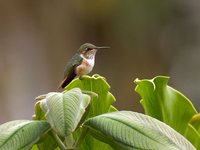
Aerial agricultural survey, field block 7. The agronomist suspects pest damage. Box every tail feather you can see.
[58,77,67,89]
[58,72,77,89]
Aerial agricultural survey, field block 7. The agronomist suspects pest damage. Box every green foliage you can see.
[39,88,91,138]
[84,111,195,150]
[0,120,50,150]
[0,75,198,150]
[65,74,116,150]
[135,76,200,149]
[65,74,117,116]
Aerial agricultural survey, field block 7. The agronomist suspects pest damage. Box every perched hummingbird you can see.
[58,43,109,89]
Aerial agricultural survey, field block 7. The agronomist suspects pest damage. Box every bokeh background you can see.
[0,0,200,123]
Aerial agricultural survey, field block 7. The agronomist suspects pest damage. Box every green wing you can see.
[64,53,83,77]
[58,53,83,88]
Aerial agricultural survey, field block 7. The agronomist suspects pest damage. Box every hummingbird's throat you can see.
[82,49,97,59]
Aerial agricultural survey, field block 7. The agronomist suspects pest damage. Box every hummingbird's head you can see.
[78,43,109,59]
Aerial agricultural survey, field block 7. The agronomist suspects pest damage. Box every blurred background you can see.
[0,0,200,123]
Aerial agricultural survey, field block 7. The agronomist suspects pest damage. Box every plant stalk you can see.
[51,130,66,150]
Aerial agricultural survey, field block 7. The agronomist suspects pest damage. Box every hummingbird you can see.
[58,43,110,89]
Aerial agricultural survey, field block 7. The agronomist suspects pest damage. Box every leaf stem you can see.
[65,134,75,148]
[51,130,66,150]
[74,128,89,149]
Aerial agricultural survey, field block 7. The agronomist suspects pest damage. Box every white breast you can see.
[76,54,95,76]
[80,54,95,67]
[86,57,95,67]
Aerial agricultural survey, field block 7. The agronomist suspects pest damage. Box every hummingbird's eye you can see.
[86,47,92,51]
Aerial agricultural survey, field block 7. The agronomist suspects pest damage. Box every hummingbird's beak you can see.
[95,46,110,49]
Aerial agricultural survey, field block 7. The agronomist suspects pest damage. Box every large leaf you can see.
[84,111,196,150]
[0,120,50,150]
[39,88,91,138]
[65,74,116,150]
[33,96,59,150]
[65,74,116,116]
[134,76,200,149]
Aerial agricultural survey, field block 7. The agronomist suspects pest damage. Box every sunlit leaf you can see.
[0,120,50,150]
[135,76,200,149]
[39,88,91,138]
[84,111,196,150]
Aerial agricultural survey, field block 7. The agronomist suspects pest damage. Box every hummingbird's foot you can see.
[79,75,84,80]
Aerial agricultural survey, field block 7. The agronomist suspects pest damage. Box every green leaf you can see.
[39,88,91,138]
[190,113,200,133]
[31,144,39,150]
[84,111,196,150]
[65,74,116,117]
[134,76,200,149]
[34,131,59,150]
[65,74,116,150]
[32,100,46,120]
[0,120,50,150]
